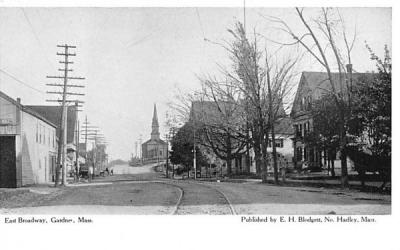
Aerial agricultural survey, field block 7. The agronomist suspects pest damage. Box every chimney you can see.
[17,97,21,104]
[346,64,352,73]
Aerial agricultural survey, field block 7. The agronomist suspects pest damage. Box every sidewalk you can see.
[0,175,88,201]
[187,170,390,194]
[0,183,58,201]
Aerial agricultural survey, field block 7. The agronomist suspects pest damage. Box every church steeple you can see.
[151,103,160,140]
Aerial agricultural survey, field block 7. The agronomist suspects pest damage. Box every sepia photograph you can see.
[0,2,393,221]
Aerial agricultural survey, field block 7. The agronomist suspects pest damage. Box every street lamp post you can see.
[192,117,197,180]
[166,137,169,179]
[169,128,175,179]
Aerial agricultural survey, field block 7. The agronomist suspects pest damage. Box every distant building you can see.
[0,91,57,187]
[141,104,167,163]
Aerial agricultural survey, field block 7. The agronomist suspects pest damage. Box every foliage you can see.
[169,122,209,170]
[305,94,341,152]
[306,45,391,161]
[350,45,391,157]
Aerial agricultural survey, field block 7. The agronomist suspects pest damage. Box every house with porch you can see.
[290,71,374,172]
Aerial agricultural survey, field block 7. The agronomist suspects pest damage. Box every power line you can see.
[195,8,206,39]
[0,68,44,94]
[46,44,86,186]
[20,8,56,70]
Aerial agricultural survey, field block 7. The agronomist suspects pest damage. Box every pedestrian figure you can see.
[105,167,110,176]
[89,165,93,182]
[74,163,80,182]
[110,169,114,175]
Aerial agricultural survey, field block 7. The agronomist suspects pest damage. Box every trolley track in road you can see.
[162,180,236,215]
[94,177,236,215]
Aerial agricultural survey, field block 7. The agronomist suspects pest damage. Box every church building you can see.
[141,104,168,163]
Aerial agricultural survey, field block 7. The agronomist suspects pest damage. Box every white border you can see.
[0,1,397,250]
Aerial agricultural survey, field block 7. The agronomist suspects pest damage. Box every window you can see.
[304,147,308,161]
[296,147,303,161]
[268,139,284,148]
[294,124,301,137]
[275,139,284,148]
[299,124,303,137]
[39,124,42,144]
[301,97,306,110]
[304,122,310,135]
[36,123,38,143]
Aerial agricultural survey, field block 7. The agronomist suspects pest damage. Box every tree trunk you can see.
[246,125,251,174]
[324,149,328,176]
[340,147,349,187]
[261,131,269,183]
[359,169,365,188]
[253,135,262,175]
[270,120,279,184]
[330,159,335,177]
[339,122,349,188]
[226,158,232,176]
[226,136,232,176]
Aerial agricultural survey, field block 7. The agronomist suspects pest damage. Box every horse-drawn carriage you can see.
[346,146,391,190]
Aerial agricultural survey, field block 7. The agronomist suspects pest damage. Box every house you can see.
[0,91,57,187]
[26,105,78,176]
[189,100,294,175]
[290,70,374,171]
[141,104,168,163]
[26,105,77,146]
[190,100,248,175]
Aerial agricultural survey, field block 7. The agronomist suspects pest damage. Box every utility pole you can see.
[170,127,176,179]
[75,102,83,182]
[93,130,97,178]
[164,133,169,179]
[80,122,101,170]
[84,116,88,162]
[46,44,85,187]
[193,127,197,180]
[139,134,143,164]
[75,109,80,181]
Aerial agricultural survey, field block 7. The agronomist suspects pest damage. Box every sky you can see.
[0,7,391,160]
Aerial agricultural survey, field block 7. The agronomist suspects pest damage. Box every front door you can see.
[0,136,16,188]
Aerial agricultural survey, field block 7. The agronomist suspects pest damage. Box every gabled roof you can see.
[142,138,167,145]
[291,71,375,117]
[190,100,246,126]
[274,117,294,135]
[0,91,57,128]
[190,100,287,128]
[26,105,77,143]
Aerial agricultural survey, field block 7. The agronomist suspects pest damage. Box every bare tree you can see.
[264,49,298,183]
[195,76,249,176]
[225,22,298,183]
[169,22,298,183]
[265,8,356,187]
